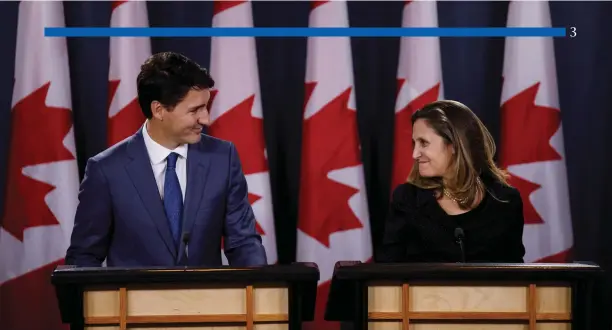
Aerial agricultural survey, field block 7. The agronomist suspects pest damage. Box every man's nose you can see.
[199,110,210,126]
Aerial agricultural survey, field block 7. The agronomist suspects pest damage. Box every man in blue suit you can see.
[65,52,267,267]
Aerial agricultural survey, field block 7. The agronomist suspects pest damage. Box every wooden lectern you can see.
[325,261,604,330]
[52,262,319,330]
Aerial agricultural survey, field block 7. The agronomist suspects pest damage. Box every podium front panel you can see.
[81,283,290,330]
[366,281,572,330]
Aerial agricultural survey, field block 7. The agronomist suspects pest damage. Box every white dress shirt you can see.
[142,121,188,201]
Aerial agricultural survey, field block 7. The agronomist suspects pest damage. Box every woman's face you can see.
[412,119,454,178]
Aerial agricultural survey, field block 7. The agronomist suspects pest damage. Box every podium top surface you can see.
[330,261,603,282]
[51,262,319,286]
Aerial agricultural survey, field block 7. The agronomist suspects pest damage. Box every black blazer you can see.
[377,177,526,263]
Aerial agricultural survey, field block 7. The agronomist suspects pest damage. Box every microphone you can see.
[454,227,466,263]
[181,232,190,266]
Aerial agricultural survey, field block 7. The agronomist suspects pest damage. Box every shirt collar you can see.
[142,121,188,165]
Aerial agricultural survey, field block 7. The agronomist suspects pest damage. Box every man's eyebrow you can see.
[188,103,207,110]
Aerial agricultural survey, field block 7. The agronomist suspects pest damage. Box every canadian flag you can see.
[0,2,79,330]
[107,0,151,146]
[207,0,277,265]
[500,0,573,263]
[296,1,372,329]
[392,0,444,190]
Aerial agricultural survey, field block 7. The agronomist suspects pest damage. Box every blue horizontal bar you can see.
[44,27,567,38]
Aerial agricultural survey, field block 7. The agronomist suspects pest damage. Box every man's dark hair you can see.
[136,52,215,118]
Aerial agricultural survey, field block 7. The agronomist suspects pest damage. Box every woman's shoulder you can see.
[388,182,426,217]
[484,176,522,204]
[390,182,432,205]
[392,181,421,197]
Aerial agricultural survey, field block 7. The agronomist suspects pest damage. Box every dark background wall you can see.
[0,0,611,316]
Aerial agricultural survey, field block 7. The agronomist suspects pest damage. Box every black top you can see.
[377,176,526,263]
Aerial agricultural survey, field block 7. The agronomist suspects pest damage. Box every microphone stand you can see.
[454,227,466,263]
[180,232,190,267]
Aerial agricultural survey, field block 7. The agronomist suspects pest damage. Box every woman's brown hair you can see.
[407,100,510,209]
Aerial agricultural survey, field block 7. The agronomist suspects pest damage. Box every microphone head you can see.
[454,227,464,239]
[181,232,191,243]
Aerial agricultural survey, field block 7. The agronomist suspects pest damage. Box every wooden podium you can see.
[325,261,603,330]
[51,262,319,330]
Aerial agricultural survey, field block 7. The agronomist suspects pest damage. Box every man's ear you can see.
[150,101,164,121]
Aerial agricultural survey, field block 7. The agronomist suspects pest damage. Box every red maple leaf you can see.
[1,82,74,241]
[208,92,268,175]
[213,0,245,15]
[391,79,440,190]
[208,90,268,235]
[500,82,562,224]
[311,1,330,10]
[111,1,126,11]
[297,82,363,248]
[107,79,145,146]
[507,175,543,224]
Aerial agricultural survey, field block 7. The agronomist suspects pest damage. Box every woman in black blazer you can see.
[378,100,526,263]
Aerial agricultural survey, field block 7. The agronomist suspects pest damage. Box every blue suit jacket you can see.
[65,128,267,267]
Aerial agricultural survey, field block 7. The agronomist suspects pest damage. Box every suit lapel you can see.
[182,141,212,238]
[125,129,177,257]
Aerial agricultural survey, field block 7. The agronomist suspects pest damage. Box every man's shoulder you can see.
[193,133,234,154]
[88,133,137,167]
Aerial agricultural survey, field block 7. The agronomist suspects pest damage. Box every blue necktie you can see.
[163,152,183,249]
